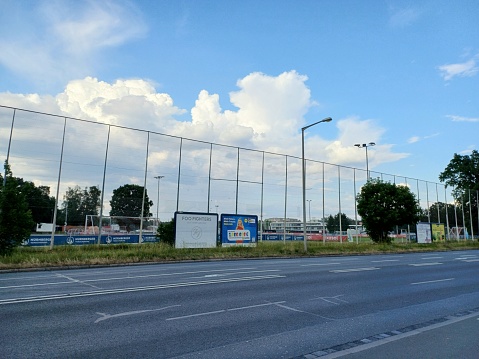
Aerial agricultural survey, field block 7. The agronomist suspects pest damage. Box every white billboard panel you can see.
[174,212,218,248]
[417,222,432,243]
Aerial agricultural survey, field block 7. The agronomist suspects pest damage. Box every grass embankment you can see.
[1,240,479,271]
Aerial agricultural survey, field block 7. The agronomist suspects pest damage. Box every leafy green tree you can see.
[62,186,101,226]
[357,179,421,243]
[110,184,152,231]
[326,213,353,233]
[0,163,35,255]
[0,175,55,226]
[157,218,175,246]
[439,150,479,234]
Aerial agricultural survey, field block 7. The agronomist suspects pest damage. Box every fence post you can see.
[97,125,110,245]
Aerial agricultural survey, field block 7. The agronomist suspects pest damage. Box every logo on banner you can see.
[227,230,251,242]
[66,236,74,245]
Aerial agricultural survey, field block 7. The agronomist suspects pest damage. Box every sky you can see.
[0,0,478,218]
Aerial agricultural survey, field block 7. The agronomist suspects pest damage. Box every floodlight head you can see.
[369,142,376,146]
[354,144,361,148]
[322,117,333,123]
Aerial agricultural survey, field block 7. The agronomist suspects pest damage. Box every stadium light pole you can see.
[354,142,375,179]
[154,175,164,225]
[302,117,332,251]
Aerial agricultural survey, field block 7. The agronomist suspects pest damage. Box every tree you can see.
[0,175,55,227]
[62,186,101,226]
[0,163,35,255]
[110,184,152,231]
[439,150,479,235]
[357,179,421,243]
[326,213,353,233]
[157,218,175,246]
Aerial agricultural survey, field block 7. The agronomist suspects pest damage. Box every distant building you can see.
[265,217,326,233]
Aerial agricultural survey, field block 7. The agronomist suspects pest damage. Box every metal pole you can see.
[469,189,474,239]
[301,117,332,251]
[97,125,110,245]
[176,138,183,212]
[307,199,312,223]
[322,162,325,244]
[426,181,430,222]
[154,175,164,225]
[139,132,150,243]
[302,128,307,251]
[338,165,342,243]
[3,109,16,187]
[260,151,265,242]
[461,194,466,239]
[354,168,358,244]
[207,143,212,213]
[436,183,440,223]
[283,155,288,243]
[235,147,240,215]
[50,118,67,249]
[445,186,450,240]
[365,146,369,180]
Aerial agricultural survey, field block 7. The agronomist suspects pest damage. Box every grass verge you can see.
[1,240,479,271]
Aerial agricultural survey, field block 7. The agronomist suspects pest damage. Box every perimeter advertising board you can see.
[416,222,432,243]
[174,212,218,248]
[221,214,258,247]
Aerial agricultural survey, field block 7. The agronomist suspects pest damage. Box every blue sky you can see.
[0,0,478,186]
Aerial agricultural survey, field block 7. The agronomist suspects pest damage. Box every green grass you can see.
[1,240,479,271]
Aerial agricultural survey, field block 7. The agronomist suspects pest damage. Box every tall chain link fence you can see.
[1,105,478,243]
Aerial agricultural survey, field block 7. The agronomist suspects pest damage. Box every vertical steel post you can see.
[445,186,450,239]
[235,147,240,214]
[207,143,212,213]
[260,151,265,241]
[50,118,67,249]
[353,168,358,244]
[338,165,342,243]
[139,132,150,243]
[283,155,288,242]
[322,162,325,244]
[176,138,183,212]
[97,125,110,245]
[469,189,474,239]
[3,109,16,187]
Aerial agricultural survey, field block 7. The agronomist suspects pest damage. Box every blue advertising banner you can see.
[220,214,258,247]
[25,234,160,246]
[261,234,303,241]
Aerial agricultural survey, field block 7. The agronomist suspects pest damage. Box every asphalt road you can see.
[1,250,478,358]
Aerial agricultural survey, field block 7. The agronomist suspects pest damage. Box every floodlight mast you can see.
[354,142,376,179]
[302,117,332,252]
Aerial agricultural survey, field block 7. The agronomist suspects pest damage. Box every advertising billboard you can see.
[174,212,218,248]
[431,223,446,241]
[221,214,258,247]
[417,222,432,243]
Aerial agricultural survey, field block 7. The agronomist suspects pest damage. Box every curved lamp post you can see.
[154,175,164,225]
[354,142,375,179]
[302,117,332,251]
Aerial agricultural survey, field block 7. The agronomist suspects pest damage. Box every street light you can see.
[307,199,312,224]
[302,117,332,251]
[354,142,375,179]
[154,175,164,225]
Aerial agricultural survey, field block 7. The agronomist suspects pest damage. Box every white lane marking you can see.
[56,273,101,289]
[330,267,380,273]
[411,278,455,285]
[272,302,332,319]
[0,268,278,289]
[0,274,285,305]
[409,262,442,266]
[421,256,443,259]
[166,301,286,321]
[462,259,479,262]
[312,295,349,305]
[301,263,341,267]
[95,305,181,323]
[371,260,400,263]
